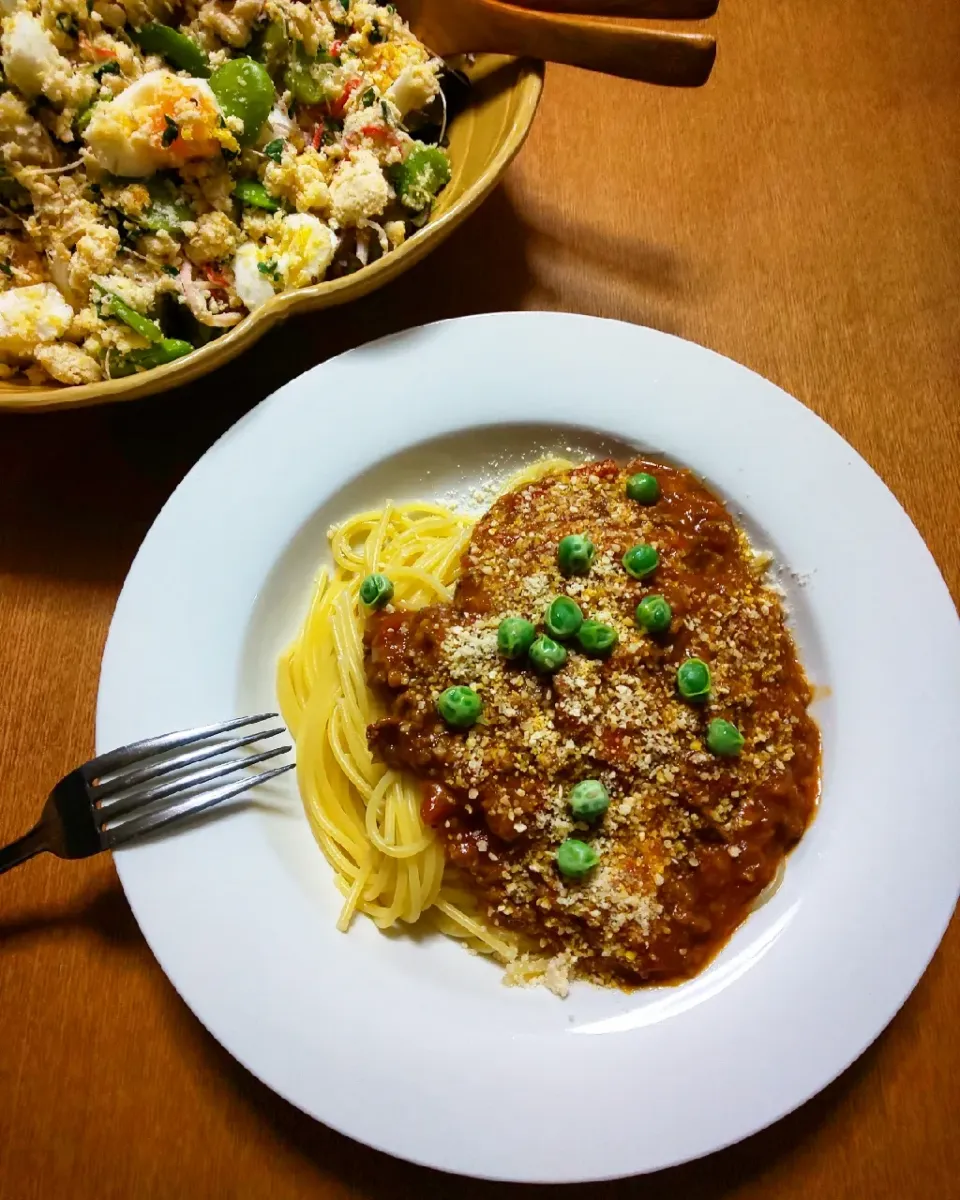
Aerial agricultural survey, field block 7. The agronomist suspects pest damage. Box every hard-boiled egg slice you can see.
[0,282,73,357]
[232,214,337,312]
[83,69,235,178]
[275,213,337,290]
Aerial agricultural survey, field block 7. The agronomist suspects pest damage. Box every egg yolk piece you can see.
[83,70,234,177]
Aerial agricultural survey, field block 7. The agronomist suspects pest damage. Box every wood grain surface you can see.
[2,1,958,1196]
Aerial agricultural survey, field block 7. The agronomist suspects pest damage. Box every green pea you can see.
[497,617,536,660]
[209,58,275,146]
[626,472,660,504]
[635,594,672,634]
[677,657,711,701]
[569,779,610,821]
[132,23,210,77]
[234,179,279,211]
[437,685,482,729]
[388,144,452,213]
[110,338,193,377]
[623,543,659,580]
[556,838,600,879]
[707,718,744,757]
[577,620,618,657]
[529,635,567,674]
[544,595,583,641]
[557,533,595,576]
[359,573,393,608]
[94,284,163,344]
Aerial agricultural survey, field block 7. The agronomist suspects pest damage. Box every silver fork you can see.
[0,714,294,876]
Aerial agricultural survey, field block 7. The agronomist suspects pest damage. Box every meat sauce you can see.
[365,459,820,988]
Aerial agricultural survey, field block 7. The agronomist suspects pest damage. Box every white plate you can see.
[97,313,960,1183]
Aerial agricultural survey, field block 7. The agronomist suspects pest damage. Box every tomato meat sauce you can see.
[365,459,820,989]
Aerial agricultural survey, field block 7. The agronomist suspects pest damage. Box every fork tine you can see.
[95,746,291,821]
[103,763,295,847]
[91,727,286,799]
[84,714,280,780]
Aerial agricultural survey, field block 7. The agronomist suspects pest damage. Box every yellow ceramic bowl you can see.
[1,56,542,413]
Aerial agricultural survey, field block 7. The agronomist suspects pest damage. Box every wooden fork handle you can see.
[427,1,716,87]
[498,0,719,17]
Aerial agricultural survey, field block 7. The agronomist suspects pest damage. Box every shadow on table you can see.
[0,183,537,586]
[163,950,892,1200]
[0,871,141,951]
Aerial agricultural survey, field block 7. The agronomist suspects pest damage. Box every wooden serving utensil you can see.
[399,0,717,87]
[499,0,720,16]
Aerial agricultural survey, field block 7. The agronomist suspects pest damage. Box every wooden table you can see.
[2,2,958,1196]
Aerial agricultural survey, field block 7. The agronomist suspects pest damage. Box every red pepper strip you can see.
[312,120,323,150]
[79,33,118,60]
[202,264,229,289]
[360,124,402,147]
[330,39,343,57]
[329,77,361,119]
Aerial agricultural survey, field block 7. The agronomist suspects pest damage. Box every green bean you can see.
[234,179,279,211]
[389,145,451,213]
[95,284,163,344]
[138,177,193,233]
[110,338,193,377]
[284,54,337,106]
[131,24,210,77]
[254,20,290,78]
[209,58,275,146]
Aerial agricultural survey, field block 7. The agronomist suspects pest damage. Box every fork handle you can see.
[0,825,48,876]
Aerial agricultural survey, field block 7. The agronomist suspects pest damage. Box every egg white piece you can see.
[1,12,64,98]
[232,243,276,312]
[0,283,73,357]
[83,69,226,177]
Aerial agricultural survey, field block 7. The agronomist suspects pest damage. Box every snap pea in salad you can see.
[0,0,453,385]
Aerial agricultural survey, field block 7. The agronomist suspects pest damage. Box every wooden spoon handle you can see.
[497,0,719,17]
[429,0,716,87]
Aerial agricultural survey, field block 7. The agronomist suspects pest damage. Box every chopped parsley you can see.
[362,88,376,107]
[368,18,382,44]
[263,138,284,163]
[162,264,179,276]
[381,100,391,125]
[161,115,179,148]
[94,61,121,81]
[257,258,281,283]
[321,117,343,145]
[55,12,79,37]
[0,260,12,277]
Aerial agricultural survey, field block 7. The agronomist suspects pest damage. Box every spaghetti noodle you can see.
[276,459,572,961]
